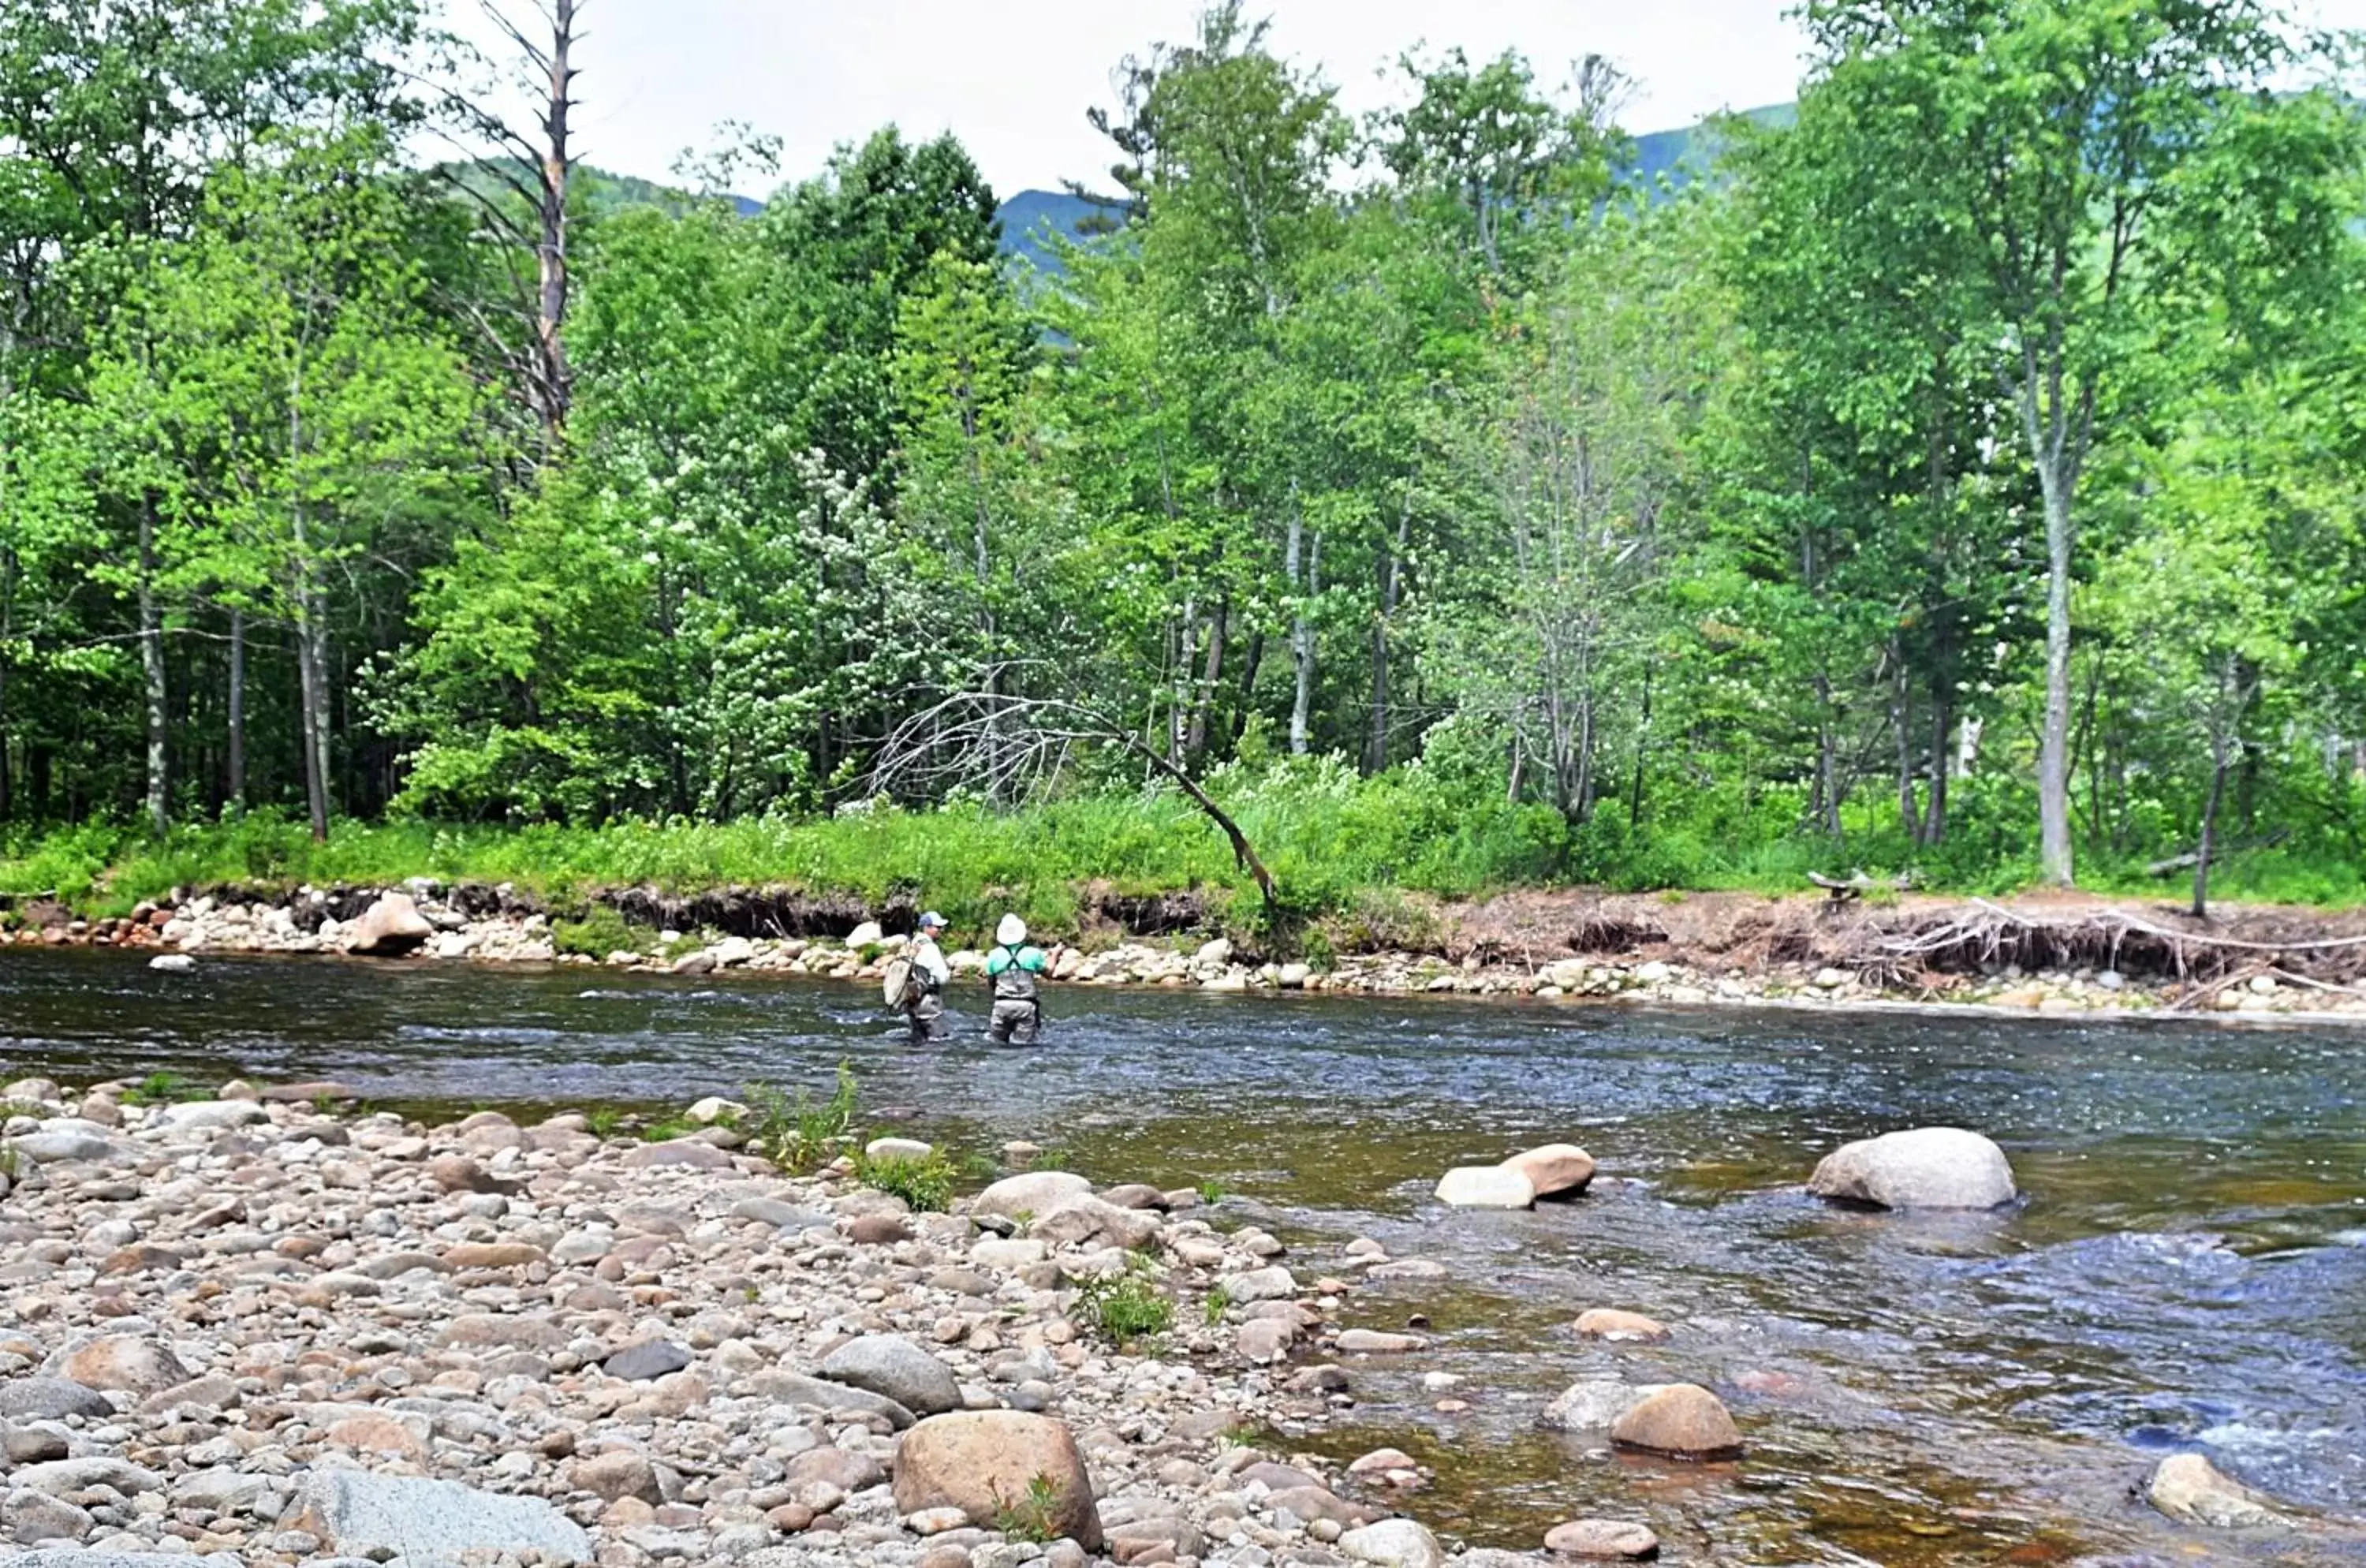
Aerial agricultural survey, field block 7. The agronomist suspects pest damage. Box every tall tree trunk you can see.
[1187,598,1225,762]
[138,497,168,836]
[2034,451,2076,885]
[1813,673,1842,841]
[1365,490,1410,776]
[2192,729,2230,920]
[1286,487,1315,756]
[1627,664,1652,829]
[1923,694,1950,846]
[0,543,13,823]
[288,386,330,843]
[1891,648,1920,840]
[226,607,246,816]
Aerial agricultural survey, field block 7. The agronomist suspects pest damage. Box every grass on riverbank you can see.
[7,752,2366,935]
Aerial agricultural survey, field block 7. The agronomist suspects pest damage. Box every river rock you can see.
[345,892,434,957]
[11,1455,162,1495]
[1501,1143,1596,1199]
[1574,1309,1669,1342]
[2148,1453,2291,1529]
[1541,1379,1665,1431]
[58,1336,188,1394]
[754,1371,917,1429]
[1335,1329,1426,1354]
[602,1339,691,1382]
[1340,1518,1446,1568]
[866,1136,934,1161]
[1608,1383,1742,1460]
[1545,1518,1661,1559]
[818,1334,961,1416]
[1808,1126,2017,1210]
[573,1449,662,1504]
[1218,1266,1297,1303]
[891,1411,1102,1549]
[0,1377,115,1421]
[283,1469,592,1563]
[1435,1166,1536,1209]
[974,1171,1094,1220]
[1032,1193,1161,1250]
[147,953,194,973]
[159,1098,270,1129]
[13,1125,125,1164]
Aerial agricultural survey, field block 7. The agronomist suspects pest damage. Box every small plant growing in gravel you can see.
[745,1063,858,1173]
[1074,1255,1174,1347]
[856,1149,957,1211]
[0,1143,19,1180]
[990,1474,1063,1544]
[1196,1178,1226,1205]
[1201,1285,1232,1327]
[583,1105,625,1139]
[638,1115,700,1143]
[119,1070,203,1106]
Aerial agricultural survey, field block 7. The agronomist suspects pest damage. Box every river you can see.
[4,946,2363,1566]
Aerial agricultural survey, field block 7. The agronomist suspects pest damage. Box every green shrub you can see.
[119,1071,204,1106]
[856,1149,957,1211]
[552,904,636,958]
[990,1474,1064,1544]
[1073,1256,1174,1347]
[745,1063,858,1173]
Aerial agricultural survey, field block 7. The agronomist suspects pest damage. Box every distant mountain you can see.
[1623,103,1794,189]
[995,189,1130,271]
[545,103,1792,271]
[983,106,1800,272]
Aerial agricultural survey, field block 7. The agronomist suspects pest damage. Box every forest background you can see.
[5,0,2366,939]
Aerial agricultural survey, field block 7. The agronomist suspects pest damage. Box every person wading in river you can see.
[985,913,1048,1045]
[898,911,953,1044]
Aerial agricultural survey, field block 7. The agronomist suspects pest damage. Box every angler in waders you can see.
[888,911,953,1044]
[985,913,1047,1045]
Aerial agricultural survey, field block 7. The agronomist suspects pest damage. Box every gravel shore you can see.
[0,1076,1585,1568]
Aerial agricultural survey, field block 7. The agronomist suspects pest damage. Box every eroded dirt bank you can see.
[7,881,2366,1024]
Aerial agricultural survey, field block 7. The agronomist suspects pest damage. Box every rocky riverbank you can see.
[10,879,2366,1025]
[0,1074,1695,1568]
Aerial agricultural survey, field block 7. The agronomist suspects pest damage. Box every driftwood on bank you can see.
[1848,898,2366,990]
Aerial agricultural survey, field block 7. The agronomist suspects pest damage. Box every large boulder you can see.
[1540,1379,1667,1432]
[344,892,434,957]
[973,1170,1093,1220]
[0,1376,115,1421]
[1808,1126,2017,1211]
[282,1469,592,1564]
[744,1370,916,1429]
[1339,1518,1446,1568]
[891,1411,1101,1549]
[159,1099,270,1130]
[1608,1383,1742,1461]
[817,1335,961,1417]
[58,1336,189,1395]
[2148,1453,2291,1530]
[1500,1143,1595,1200]
[13,1122,129,1164]
[1031,1194,1161,1251]
[1435,1166,1536,1209]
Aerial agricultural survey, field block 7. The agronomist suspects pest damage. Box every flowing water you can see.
[5,946,2364,1566]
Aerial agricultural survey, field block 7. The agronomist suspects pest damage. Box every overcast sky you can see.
[448,0,2366,200]
[450,1,1812,198]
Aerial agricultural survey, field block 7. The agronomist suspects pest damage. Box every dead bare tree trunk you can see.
[446,0,581,457]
